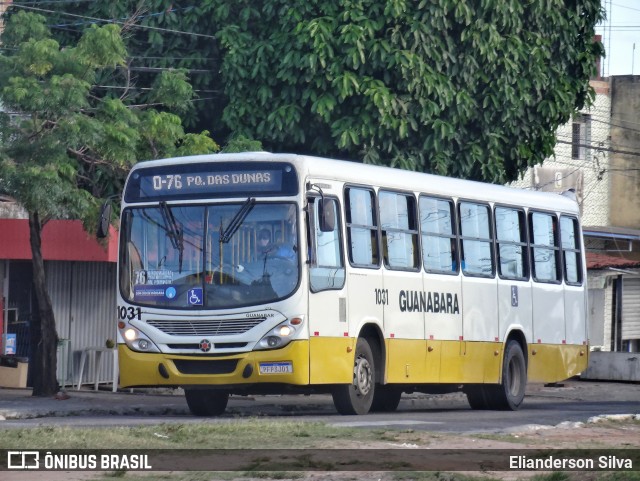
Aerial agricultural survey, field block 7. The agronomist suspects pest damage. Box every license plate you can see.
[259,362,293,374]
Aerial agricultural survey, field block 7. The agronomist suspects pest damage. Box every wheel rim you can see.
[353,354,372,397]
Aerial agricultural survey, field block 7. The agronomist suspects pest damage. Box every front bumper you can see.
[118,340,310,388]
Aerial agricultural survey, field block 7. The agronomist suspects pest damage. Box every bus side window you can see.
[560,216,583,285]
[419,196,457,274]
[495,206,529,280]
[309,197,345,292]
[459,201,494,277]
[379,190,419,270]
[530,211,561,283]
[345,187,379,267]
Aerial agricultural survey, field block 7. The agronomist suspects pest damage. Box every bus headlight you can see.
[119,325,160,353]
[254,317,303,351]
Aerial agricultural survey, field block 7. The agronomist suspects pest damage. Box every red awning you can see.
[586,251,640,270]
[0,219,117,262]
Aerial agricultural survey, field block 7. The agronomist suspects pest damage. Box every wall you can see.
[0,261,4,349]
[511,81,611,227]
[609,76,640,228]
[0,202,27,220]
[583,351,640,381]
[46,261,118,387]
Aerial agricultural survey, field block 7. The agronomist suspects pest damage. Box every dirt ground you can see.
[4,416,639,481]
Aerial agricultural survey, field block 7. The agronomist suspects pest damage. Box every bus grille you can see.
[173,359,238,375]
[147,318,265,336]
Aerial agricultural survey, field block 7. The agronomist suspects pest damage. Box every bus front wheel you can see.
[184,389,229,416]
[332,337,375,415]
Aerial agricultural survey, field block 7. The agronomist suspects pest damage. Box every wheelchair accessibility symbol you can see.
[188,288,203,306]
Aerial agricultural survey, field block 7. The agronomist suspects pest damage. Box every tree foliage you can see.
[212,0,604,183]
[0,10,218,222]
[38,0,223,132]
[0,11,218,395]
[32,0,603,182]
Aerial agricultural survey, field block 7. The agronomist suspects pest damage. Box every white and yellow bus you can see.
[105,152,588,415]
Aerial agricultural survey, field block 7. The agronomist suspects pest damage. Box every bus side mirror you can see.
[97,202,112,239]
[318,199,335,232]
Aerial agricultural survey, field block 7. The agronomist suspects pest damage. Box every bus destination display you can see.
[124,161,298,202]
[137,169,283,198]
[144,170,280,192]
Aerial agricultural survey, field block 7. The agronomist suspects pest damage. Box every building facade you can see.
[512,77,640,353]
[0,199,119,388]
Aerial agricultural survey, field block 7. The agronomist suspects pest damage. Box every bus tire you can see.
[332,337,375,415]
[184,389,229,416]
[490,340,527,410]
[465,386,490,410]
[371,386,402,412]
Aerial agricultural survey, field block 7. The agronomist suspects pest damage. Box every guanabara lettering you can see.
[399,290,460,314]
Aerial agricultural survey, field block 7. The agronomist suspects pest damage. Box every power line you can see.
[1,1,97,4]
[92,85,221,94]
[6,3,217,40]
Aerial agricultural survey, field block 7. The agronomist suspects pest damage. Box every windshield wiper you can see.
[220,198,255,244]
[159,201,185,272]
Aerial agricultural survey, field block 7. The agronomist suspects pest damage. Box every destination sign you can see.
[140,170,282,196]
[124,161,298,202]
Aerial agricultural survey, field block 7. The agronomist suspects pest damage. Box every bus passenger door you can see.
[306,194,351,384]
[383,267,425,383]
[529,212,565,382]
[418,196,463,383]
[378,191,425,384]
[495,206,532,383]
[422,271,462,382]
[458,202,499,383]
[343,186,385,379]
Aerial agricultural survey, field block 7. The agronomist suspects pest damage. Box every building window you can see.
[571,114,591,160]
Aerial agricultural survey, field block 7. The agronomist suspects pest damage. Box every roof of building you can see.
[0,219,117,262]
[586,251,640,270]
[583,225,640,241]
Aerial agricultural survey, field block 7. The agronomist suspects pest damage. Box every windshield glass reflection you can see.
[120,203,299,308]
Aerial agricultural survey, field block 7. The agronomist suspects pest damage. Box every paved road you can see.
[1,379,638,433]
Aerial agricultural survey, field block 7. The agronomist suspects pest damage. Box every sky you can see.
[596,0,640,76]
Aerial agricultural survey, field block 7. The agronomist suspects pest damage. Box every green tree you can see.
[33,0,224,133]
[212,0,604,183]
[0,11,218,396]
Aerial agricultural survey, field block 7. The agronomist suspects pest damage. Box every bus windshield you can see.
[120,202,299,309]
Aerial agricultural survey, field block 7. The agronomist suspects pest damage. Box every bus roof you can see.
[130,152,580,216]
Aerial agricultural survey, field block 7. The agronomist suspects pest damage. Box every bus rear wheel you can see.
[371,386,402,412]
[490,340,527,410]
[184,389,229,416]
[332,337,375,415]
[465,385,490,410]
[465,341,527,410]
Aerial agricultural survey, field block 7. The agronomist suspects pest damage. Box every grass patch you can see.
[0,419,379,450]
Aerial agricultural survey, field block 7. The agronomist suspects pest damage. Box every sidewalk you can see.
[0,387,190,420]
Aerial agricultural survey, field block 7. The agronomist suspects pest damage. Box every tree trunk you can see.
[28,211,59,396]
